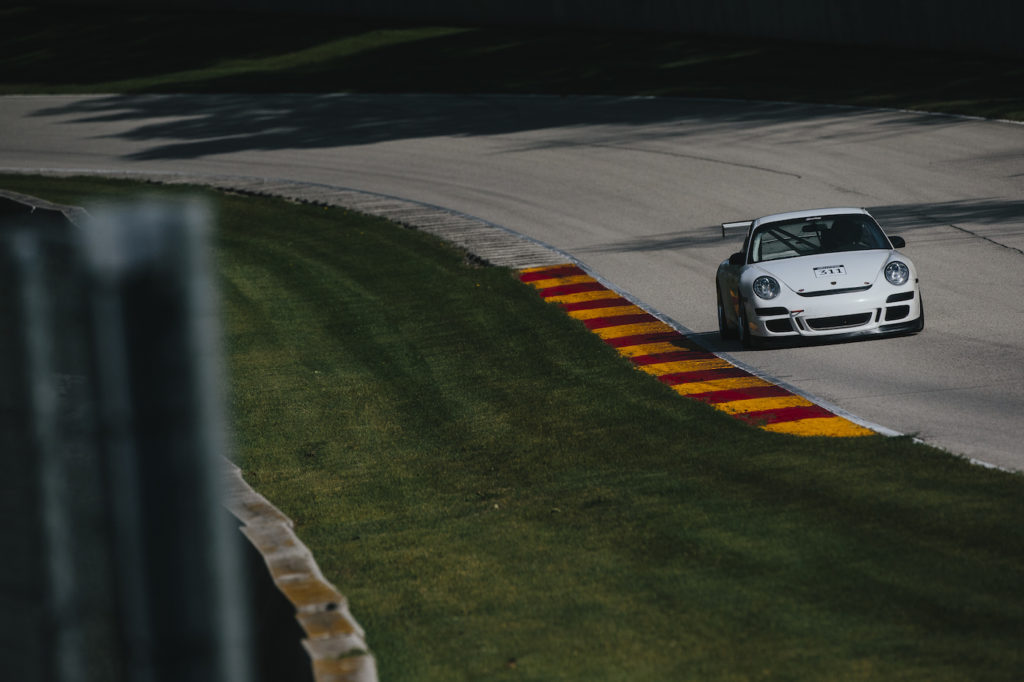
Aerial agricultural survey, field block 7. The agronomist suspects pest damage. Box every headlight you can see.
[752,275,780,299]
[884,261,910,286]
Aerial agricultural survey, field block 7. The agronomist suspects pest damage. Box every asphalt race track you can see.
[2,93,1022,470]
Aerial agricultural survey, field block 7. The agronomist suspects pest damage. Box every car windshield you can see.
[750,214,890,263]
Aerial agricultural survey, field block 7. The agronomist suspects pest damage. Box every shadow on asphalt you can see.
[27,92,969,160]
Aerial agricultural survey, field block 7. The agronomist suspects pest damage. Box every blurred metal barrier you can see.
[1,192,251,682]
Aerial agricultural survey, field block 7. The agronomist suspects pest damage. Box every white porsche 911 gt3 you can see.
[715,208,923,348]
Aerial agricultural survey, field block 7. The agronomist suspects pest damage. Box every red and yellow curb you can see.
[520,264,874,437]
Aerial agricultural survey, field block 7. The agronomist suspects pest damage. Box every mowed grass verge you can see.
[5,174,1023,680]
[1,5,1022,121]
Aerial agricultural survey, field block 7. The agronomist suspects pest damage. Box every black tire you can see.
[912,294,925,333]
[738,302,761,349]
[717,285,737,340]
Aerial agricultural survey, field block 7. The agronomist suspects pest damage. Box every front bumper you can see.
[747,287,922,340]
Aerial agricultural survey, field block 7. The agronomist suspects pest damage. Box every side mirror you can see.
[728,252,745,266]
[889,235,906,248]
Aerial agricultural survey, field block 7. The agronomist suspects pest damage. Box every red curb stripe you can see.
[657,367,751,385]
[733,405,835,425]
[584,313,660,330]
[630,350,717,366]
[559,297,632,312]
[538,282,608,298]
[519,265,587,282]
[688,385,793,404]
[604,332,685,348]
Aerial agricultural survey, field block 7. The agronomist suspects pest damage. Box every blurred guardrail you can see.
[0,191,372,681]
[1,191,251,681]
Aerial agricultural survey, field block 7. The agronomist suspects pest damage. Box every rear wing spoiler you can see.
[720,220,752,238]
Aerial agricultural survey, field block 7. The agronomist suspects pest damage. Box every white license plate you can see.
[814,265,846,277]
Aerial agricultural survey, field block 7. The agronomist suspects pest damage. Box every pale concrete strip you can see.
[222,460,377,682]
[2,169,569,268]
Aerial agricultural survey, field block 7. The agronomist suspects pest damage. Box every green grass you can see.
[1,5,1022,120]
[5,174,1023,680]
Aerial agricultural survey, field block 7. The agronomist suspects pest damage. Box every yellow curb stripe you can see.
[714,395,814,415]
[763,417,877,437]
[617,341,698,358]
[520,264,571,274]
[670,376,775,396]
[527,274,596,289]
[543,290,623,305]
[591,321,676,339]
[637,358,735,376]
[567,305,647,321]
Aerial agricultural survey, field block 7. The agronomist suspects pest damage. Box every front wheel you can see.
[717,286,736,340]
[737,302,762,349]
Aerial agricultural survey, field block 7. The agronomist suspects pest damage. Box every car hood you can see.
[754,250,893,294]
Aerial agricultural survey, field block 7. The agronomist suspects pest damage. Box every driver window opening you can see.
[752,216,887,262]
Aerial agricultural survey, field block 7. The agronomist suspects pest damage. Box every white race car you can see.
[715,208,923,348]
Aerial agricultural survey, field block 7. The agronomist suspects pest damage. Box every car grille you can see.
[797,285,872,297]
[805,313,872,330]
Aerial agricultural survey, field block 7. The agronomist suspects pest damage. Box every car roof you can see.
[752,207,869,227]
